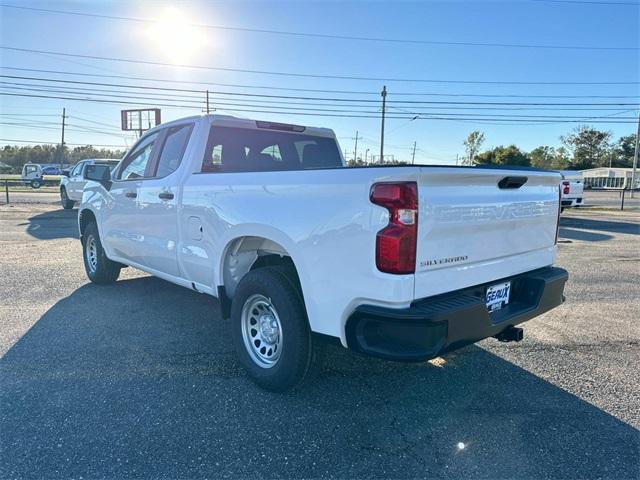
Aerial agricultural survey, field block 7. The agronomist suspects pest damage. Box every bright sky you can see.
[0,0,638,164]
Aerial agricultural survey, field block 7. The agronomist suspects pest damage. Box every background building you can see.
[582,168,639,190]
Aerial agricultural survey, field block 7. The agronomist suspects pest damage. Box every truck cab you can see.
[21,163,44,189]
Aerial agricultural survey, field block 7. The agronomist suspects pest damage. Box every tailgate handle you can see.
[498,176,528,189]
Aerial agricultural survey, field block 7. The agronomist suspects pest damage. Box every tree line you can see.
[0,144,125,173]
[463,126,637,170]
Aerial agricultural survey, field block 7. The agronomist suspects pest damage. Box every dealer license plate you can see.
[485,282,511,312]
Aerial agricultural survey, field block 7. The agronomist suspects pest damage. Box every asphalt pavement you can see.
[0,203,638,479]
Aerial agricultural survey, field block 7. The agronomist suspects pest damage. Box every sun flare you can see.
[145,7,206,63]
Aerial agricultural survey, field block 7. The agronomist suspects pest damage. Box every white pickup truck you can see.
[80,114,568,391]
[559,171,585,211]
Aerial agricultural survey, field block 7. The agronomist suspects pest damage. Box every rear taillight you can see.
[370,182,418,274]
[555,184,561,244]
[562,181,570,195]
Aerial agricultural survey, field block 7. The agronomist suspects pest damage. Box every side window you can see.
[116,132,159,180]
[71,162,84,176]
[211,145,222,167]
[154,124,193,178]
[260,144,282,162]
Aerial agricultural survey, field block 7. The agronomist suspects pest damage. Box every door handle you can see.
[125,191,137,198]
[158,192,174,200]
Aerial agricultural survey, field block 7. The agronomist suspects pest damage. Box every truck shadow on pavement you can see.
[558,215,640,242]
[1,276,638,480]
[23,208,79,240]
[561,215,639,236]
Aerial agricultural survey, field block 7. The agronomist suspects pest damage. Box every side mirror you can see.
[61,170,70,177]
[84,164,112,190]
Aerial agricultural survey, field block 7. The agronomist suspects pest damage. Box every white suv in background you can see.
[60,159,119,209]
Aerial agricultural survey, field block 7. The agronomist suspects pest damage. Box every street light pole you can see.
[379,86,387,164]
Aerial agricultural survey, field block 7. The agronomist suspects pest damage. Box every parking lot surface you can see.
[1,203,638,479]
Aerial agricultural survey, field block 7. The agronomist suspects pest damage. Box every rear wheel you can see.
[82,222,121,284]
[30,179,42,189]
[60,187,74,209]
[231,266,313,392]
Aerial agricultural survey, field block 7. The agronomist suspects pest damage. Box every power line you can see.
[3,66,638,99]
[2,76,638,109]
[529,0,639,5]
[1,91,636,124]
[2,46,638,85]
[0,137,127,147]
[2,85,636,120]
[2,4,636,51]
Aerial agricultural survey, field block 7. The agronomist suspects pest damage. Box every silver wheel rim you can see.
[241,294,283,368]
[61,189,67,203]
[85,235,98,273]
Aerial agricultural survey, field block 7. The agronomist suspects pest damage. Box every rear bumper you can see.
[562,198,583,207]
[345,266,568,362]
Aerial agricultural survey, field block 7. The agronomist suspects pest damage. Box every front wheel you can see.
[60,188,74,209]
[231,267,313,392]
[82,222,121,284]
[30,179,42,189]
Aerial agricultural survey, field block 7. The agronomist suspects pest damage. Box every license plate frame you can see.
[485,281,511,312]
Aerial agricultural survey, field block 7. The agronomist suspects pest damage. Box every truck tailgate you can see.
[414,167,561,299]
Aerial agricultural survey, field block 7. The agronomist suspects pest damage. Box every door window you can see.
[116,132,159,180]
[154,124,193,178]
[71,162,84,177]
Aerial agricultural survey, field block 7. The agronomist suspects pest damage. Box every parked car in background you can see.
[60,159,119,209]
[559,170,584,211]
[21,163,44,188]
[79,114,568,391]
[41,165,65,176]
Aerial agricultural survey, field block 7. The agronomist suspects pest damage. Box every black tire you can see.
[82,222,121,284]
[231,266,313,392]
[30,179,42,189]
[60,187,74,209]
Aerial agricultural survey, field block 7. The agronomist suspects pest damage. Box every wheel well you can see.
[78,209,96,236]
[221,236,301,300]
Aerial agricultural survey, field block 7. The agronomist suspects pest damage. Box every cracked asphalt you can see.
[0,203,638,479]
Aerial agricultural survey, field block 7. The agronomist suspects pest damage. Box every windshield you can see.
[202,126,343,173]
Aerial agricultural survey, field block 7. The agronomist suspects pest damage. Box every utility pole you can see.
[379,85,387,164]
[631,111,639,198]
[456,154,459,166]
[206,90,210,114]
[411,141,417,164]
[365,148,370,164]
[353,130,360,163]
[59,107,66,169]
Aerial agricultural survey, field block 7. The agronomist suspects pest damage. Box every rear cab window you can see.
[201,126,343,173]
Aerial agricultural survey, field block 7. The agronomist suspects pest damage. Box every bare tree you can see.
[463,131,485,165]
